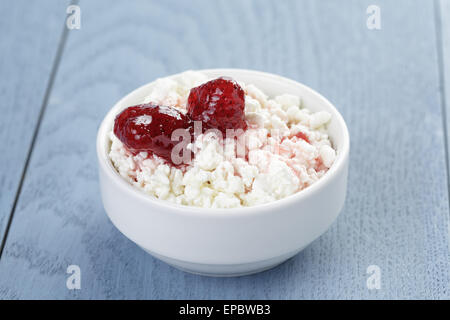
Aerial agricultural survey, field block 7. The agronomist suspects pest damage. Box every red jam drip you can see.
[294,131,310,143]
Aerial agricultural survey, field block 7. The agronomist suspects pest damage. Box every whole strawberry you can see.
[113,103,192,164]
[187,77,247,135]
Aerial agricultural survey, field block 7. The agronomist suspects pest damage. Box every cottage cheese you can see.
[109,71,336,208]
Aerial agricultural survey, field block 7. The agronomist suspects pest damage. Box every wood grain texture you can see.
[0,1,69,247]
[0,0,449,299]
[441,0,450,167]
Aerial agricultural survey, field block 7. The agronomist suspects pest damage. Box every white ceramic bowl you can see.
[97,69,350,277]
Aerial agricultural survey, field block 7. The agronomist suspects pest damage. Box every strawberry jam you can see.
[187,77,247,135]
[294,131,310,143]
[113,103,192,164]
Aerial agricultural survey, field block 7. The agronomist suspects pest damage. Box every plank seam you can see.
[434,0,450,227]
[0,1,77,260]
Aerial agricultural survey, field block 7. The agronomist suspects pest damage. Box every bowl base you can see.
[142,247,305,277]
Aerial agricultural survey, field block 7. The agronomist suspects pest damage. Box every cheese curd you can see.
[109,71,336,208]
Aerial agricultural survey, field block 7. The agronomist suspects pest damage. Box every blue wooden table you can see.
[0,0,449,299]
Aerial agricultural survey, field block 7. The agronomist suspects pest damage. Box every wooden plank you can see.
[0,0,448,299]
[441,1,450,172]
[0,1,70,250]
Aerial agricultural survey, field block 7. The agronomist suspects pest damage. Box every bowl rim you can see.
[97,68,350,217]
